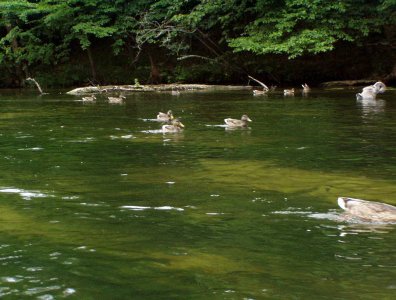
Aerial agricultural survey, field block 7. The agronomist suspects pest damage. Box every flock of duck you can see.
[81,94,126,104]
[253,83,311,96]
[253,81,387,100]
[80,81,395,222]
[155,110,252,133]
[156,110,185,133]
[156,81,395,223]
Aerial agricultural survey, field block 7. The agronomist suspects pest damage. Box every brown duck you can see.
[224,115,252,128]
[338,197,396,222]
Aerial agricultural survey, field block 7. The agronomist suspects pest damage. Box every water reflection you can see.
[336,223,393,236]
[357,98,386,117]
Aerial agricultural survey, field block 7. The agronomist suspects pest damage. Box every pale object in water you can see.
[337,197,396,223]
[283,88,294,96]
[157,110,174,122]
[82,95,96,102]
[162,118,184,133]
[253,89,268,95]
[301,83,310,93]
[224,115,252,127]
[108,95,126,103]
[356,81,386,100]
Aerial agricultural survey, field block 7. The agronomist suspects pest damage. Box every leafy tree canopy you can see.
[0,0,395,86]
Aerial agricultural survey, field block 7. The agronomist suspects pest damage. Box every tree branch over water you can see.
[248,75,269,90]
[26,77,46,94]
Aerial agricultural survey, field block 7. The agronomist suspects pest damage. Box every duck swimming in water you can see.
[162,118,184,133]
[157,110,174,122]
[82,95,96,102]
[338,197,396,222]
[283,88,295,96]
[224,115,252,128]
[302,83,310,93]
[108,95,126,104]
[356,81,386,100]
[253,88,268,95]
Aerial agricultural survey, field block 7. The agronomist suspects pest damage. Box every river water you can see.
[0,87,395,299]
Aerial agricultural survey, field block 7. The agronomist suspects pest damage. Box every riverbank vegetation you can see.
[0,0,395,88]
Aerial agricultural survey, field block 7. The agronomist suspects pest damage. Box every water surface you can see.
[0,87,395,299]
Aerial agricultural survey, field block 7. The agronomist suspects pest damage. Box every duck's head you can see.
[373,81,386,94]
[241,115,252,122]
[167,110,174,119]
[172,118,184,128]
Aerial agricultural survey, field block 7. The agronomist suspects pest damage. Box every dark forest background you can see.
[1,0,395,88]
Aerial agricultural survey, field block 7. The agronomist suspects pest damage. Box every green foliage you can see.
[227,0,393,58]
[0,0,395,87]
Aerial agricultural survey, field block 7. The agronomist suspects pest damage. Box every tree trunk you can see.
[86,47,97,82]
[147,52,161,84]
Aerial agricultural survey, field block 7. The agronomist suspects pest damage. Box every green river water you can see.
[0,87,395,299]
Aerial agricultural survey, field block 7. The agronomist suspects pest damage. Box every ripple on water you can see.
[109,134,135,140]
[1,276,23,283]
[17,147,43,151]
[0,187,52,200]
[141,129,166,134]
[120,205,185,211]
[68,137,96,143]
[23,285,62,297]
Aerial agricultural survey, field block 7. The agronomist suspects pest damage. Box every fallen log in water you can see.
[321,79,379,87]
[66,84,251,95]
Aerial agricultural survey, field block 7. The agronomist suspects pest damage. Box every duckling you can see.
[82,95,96,102]
[157,110,174,122]
[108,95,126,104]
[356,81,386,100]
[302,83,310,93]
[338,197,396,222]
[162,118,184,133]
[224,115,252,128]
[283,88,295,96]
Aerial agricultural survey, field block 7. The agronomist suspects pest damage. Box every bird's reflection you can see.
[337,222,393,237]
[357,98,386,117]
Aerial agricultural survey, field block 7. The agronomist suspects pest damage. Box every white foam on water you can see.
[18,147,43,151]
[110,134,135,140]
[154,206,184,211]
[0,187,51,200]
[121,205,151,211]
[205,124,227,128]
[141,129,164,134]
[121,205,184,211]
